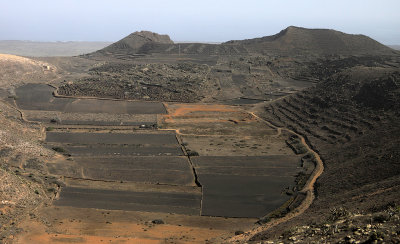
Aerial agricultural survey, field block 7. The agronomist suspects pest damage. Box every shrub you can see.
[52,147,66,153]
[286,136,308,155]
[295,171,309,190]
[295,145,308,154]
[368,231,385,241]
[328,207,350,221]
[187,150,199,156]
[373,213,390,223]
[304,152,316,161]
[151,219,164,224]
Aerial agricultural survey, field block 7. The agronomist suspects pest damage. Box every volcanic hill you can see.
[226,26,396,55]
[96,31,174,55]
[88,26,397,58]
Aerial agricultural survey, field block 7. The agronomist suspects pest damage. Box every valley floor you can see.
[3,83,319,243]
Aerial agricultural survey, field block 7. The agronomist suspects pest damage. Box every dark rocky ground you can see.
[56,54,399,106]
[263,206,400,243]
[58,62,212,102]
[56,27,399,105]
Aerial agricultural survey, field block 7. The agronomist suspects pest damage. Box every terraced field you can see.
[15,83,164,126]
[159,103,307,219]
[263,88,382,150]
[41,128,201,217]
[16,84,166,114]
[12,83,309,243]
[193,156,300,218]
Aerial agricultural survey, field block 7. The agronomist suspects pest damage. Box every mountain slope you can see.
[97,31,173,55]
[0,54,58,90]
[226,26,396,56]
[249,64,400,242]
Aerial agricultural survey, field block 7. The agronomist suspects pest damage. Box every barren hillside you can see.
[0,54,58,91]
[226,26,397,56]
[0,99,60,242]
[248,65,400,243]
[89,27,398,58]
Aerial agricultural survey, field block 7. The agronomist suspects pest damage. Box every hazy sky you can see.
[1,0,399,44]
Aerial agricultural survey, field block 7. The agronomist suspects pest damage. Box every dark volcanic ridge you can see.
[225,26,396,55]
[86,26,397,58]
